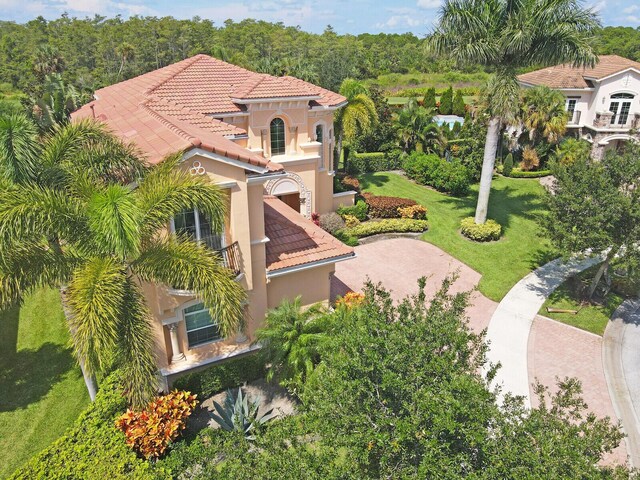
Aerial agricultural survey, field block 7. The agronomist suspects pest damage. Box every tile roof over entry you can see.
[263,196,354,273]
[518,55,640,89]
[72,54,345,169]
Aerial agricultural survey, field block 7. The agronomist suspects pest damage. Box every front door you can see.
[277,193,301,212]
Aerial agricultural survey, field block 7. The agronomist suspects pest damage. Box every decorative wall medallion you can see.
[189,160,206,175]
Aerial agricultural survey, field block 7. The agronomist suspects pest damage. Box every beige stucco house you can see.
[518,55,640,159]
[72,54,356,385]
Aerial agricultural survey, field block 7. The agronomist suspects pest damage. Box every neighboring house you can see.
[72,54,355,386]
[517,55,640,159]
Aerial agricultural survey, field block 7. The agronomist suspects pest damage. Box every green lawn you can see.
[0,288,89,478]
[539,268,625,336]
[359,172,553,301]
[387,95,476,106]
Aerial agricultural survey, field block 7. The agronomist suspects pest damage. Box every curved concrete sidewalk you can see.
[485,255,601,407]
[603,299,640,468]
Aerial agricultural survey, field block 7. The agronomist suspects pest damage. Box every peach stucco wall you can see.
[151,99,342,374]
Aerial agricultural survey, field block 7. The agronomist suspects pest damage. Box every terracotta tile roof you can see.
[518,55,640,89]
[72,54,345,168]
[263,196,354,273]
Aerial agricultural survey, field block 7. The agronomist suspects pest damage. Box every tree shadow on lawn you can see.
[359,172,394,189]
[438,185,545,234]
[0,305,76,412]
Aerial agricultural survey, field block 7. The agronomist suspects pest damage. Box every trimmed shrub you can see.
[439,86,453,115]
[508,168,552,178]
[398,204,427,220]
[172,353,266,398]
[460,217,502,242]
[343,214,360,228]
[344,219,429,238]
[337,200,368,221]
[11,372,165,479]
[452,89,466,116]
[319,212,346,234]
[503,153,514,177]
[363,193,417,218]
[423,87,437,110]
[341,175,360,192]
[403,152,472,196]
[116,390,198,459]
[346,150,403,174]
[333,229,359,246]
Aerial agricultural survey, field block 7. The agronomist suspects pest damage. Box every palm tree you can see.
[334,78,377,171]
[33,44,65,80]
[116,42,135,82]
[0,115,246,407]
[255,297,333,394]
[430,0,599,224]
[33,74,86,130]
[521,86,568,145]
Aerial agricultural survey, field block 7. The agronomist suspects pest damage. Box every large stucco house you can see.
[72,54,356,386]
[517,55,640,159]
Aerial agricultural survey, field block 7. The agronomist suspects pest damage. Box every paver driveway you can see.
[331,238,497,334]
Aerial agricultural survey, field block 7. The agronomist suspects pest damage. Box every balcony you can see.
[217,241,242,277]
[567,110,581,126]
[169,241,242,296]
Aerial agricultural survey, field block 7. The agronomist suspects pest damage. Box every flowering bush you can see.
[115,390,198,459]
[337,200,368,221]
[311,212,320,226]
[398,204,427,220]
[336,291,365,308]
[363,193,417,218]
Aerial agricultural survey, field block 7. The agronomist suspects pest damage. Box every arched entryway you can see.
[265,172,311,218]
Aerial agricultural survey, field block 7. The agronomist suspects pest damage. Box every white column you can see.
[168,323,185,363]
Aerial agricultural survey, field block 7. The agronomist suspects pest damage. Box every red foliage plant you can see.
[341,176,360,192]
[115,390,198,459]
[363,193,417,218]
[311,212,320,226]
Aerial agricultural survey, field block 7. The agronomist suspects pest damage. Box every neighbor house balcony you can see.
[592,111,640,131]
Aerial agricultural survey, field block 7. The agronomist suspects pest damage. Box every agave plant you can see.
[211,388,276,440]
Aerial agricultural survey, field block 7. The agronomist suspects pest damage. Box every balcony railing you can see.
[217,241,242,277]
[567,110,581,125]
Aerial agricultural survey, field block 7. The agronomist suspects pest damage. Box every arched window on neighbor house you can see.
[270,117,286,156]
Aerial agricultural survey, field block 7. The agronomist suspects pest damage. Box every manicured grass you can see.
[387,95,476,106]
[539,268,625,336]
[359,172,553,301]
[0,288,89,478]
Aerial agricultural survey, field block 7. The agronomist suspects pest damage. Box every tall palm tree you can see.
[394,98,439,153]
[430,0,599,224]
[116,42,135,82]
[334,78,377,171]
[521,86,568,145]
[33,44,66,80]
[0,114,246,407]
[255,297,333,394]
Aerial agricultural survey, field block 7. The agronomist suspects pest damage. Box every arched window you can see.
[270,117,286,156]
[611,93,635,99]
[315,124,323,143]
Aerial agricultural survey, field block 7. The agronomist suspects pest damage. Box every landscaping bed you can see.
[358,172,552,302]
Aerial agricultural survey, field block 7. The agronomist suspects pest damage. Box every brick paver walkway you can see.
[529,315,627,465]
[331,238,496,334]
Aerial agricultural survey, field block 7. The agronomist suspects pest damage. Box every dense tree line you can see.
[0,16,443,95]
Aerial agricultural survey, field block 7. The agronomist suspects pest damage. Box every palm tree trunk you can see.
[475,117,501,224]
[587,249,617,300]
[335,133,343,172]
[59,288,98,401]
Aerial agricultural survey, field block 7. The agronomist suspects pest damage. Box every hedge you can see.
[460,217,502,242]
[346,150,404,174]
[343,219,429,238]
[363,193,417,218]
[506,168,552,178]
[403,152,472,195]
[172,352,266,398]
[11,373,166,480]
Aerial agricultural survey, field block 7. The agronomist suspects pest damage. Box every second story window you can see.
[183,302,221,348]
[609,93,634,126]
[270,117,286,156]
[315,124,323,143]
[172,208,224,251]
